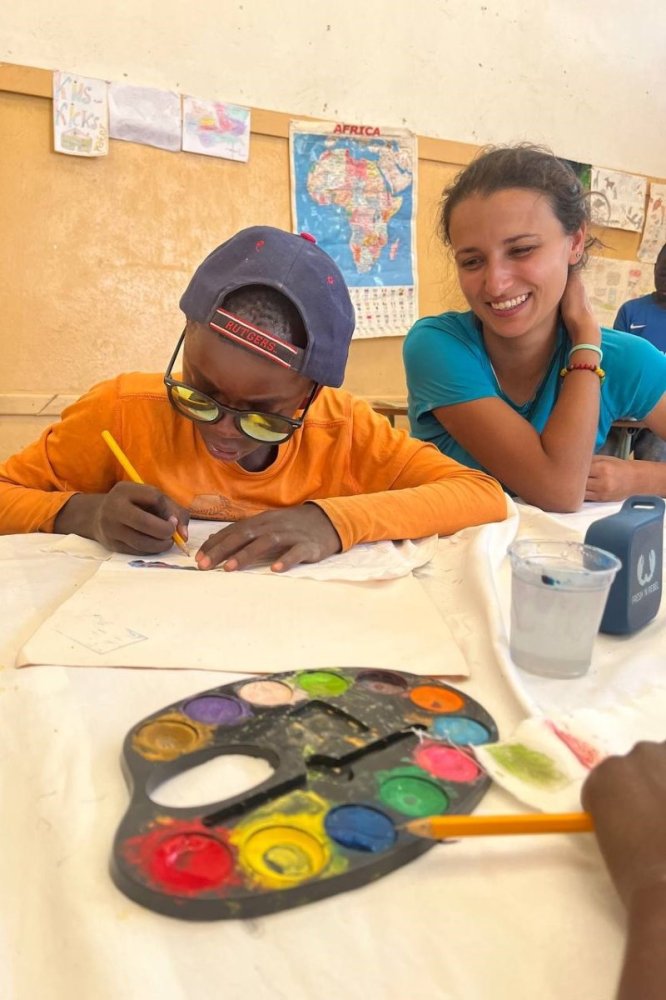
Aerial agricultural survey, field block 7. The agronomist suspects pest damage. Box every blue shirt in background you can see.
[614,294,666,353]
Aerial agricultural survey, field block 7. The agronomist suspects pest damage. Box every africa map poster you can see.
[290,121,418,338]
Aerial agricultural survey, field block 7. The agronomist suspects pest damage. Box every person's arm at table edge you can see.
[616,881,666,1000]
[582,742,666,1000]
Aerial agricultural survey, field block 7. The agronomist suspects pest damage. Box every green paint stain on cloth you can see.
[487,743,567,789]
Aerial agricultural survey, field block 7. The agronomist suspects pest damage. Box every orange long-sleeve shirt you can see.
[0,374,507,548]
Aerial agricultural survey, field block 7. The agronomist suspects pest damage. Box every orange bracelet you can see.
[560,362,606,384]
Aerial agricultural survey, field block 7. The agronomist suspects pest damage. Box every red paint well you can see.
[123,818,237,895]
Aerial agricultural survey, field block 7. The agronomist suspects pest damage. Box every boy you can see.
[611,242,666,462]
[0,226,506,571]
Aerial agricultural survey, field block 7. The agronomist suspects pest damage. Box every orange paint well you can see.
[409,685,464,714]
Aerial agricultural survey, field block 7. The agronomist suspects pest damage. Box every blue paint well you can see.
[325,805,396,853]
[431,715,490,746]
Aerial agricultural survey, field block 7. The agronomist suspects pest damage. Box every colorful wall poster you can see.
[582,256,654,328]
[290,121,418,339]
[182,97,251,162]
[590,167,647,233]
[638,183,666,263]
[53,71,108,157]
[109,84,181,152]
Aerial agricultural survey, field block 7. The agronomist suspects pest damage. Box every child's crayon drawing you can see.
[182,96,251,162]
[128,559,198,571]
[590,166,647,233]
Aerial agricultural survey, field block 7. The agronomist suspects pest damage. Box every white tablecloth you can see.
[4,498,662,1000]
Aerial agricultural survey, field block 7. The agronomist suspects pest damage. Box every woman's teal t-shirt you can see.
[403,310,666,472]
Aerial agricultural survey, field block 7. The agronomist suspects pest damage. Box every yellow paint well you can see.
[230,790,346,890]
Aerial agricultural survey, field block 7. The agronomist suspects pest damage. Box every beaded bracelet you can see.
[568,343,603,363]
[560,362,606,384]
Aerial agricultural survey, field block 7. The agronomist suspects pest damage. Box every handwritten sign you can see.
[53,71,108,157]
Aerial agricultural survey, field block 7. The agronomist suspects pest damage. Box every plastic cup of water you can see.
[508,539,622,678]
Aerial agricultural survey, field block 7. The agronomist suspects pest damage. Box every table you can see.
[367,400,647,457]
[3,500,662,1000]
[368,399,408,427]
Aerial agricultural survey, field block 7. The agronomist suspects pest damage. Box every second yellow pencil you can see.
[405,811,594,839]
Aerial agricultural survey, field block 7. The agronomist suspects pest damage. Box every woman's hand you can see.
[560,269,601,345]
[585,455,640,501]
[586,453,666,501]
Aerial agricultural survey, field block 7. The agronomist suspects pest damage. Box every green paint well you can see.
[378,766,449,817]
[487,743,568,789]
[296,671,351,697]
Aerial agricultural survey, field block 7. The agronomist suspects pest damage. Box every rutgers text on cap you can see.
[179,226,356,387]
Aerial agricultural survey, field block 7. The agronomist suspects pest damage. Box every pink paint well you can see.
[413,742,480,783]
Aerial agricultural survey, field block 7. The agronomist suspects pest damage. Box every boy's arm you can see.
[312,400,507,550]
[0,428,100,533]
[0,379,128,533]
[0,380,188,549]
[315,449,506,549]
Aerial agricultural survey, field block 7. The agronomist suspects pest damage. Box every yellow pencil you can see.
[101,430,190,556]
[405,811,594,839]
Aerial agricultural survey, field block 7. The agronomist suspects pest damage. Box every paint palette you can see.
[111,668,498,919]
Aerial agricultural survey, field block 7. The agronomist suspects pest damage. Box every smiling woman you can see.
[403,145,666,512]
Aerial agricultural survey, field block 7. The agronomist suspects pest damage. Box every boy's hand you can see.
[581,741,666,908]
[55,483,190,554]
[196,504,342,572]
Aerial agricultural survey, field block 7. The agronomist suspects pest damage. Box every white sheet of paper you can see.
[108,83,181,151]
[42,523,438,582]
[17,560,467,676]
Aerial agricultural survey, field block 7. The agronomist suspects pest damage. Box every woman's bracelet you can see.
[560,362,606,384]
[568,342,603,363]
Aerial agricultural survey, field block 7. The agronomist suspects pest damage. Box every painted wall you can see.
[2,0,664,175]
[0,0,663,458]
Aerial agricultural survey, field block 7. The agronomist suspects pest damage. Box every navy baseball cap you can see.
[180,226,356,387]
